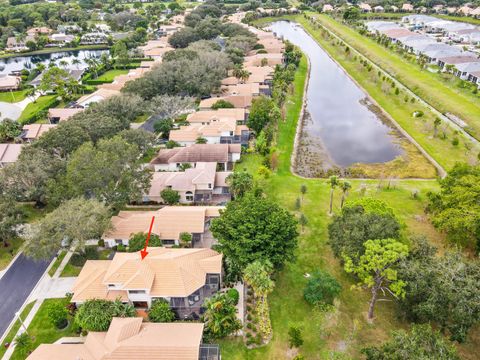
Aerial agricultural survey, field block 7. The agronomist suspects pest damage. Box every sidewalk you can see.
[1,250,75,360]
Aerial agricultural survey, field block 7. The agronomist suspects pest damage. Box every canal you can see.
[268,21,403,176]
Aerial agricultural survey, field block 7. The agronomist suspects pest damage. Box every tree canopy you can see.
[24,197,111,259]
[75,299,135,332]
[211,193,298,275]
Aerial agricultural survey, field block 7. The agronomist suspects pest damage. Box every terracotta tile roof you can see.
[199,95,253,109]
[221,83,260,96]
[243,53,283,67]
[169,118,243,142]
[215,172,231,187]
[186,109,246,123]
[28,319,204,360]
[382,28,415,39]
[48,108,83,122]
[437,55,480,64]
[104,206,223,241]
[150,144,241,165]
[0,143,22,164]
[77,89,121,107]
[22,124,56,140]
[72,248,222,301]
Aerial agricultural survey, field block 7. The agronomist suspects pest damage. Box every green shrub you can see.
[452,137,459,146]
[304,270,342,305]
[46,301,68,329]
[288,325,304,348]
[70,253,86,267]
[149,299,175,322]
[117,244,126,252]
[226,288,239,305]
[84,246,99,260]
[98,239,105,247]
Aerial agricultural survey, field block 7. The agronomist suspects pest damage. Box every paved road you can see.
[0,254,49,337]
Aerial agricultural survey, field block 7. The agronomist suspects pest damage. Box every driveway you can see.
[0,94,39,121]
[0,254,49,337]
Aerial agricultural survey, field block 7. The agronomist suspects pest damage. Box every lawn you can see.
[0,89,29,103]
[93,69,129,83]
[435,14,480,26]
[48,251,67,277]
[0,302,35,359]
[60,248,112,277]
[308,14,480,141]
[0,238,23,270]
[10,298,77,360]
[265,15,478,173]
[18,95,57,124]
[219,53,477,359]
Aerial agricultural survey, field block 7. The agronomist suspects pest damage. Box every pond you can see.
[267,21,403,176]
[0,49,109,75]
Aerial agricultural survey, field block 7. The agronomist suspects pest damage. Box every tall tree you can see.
[340,181,351,208]
[0,197,24,248]
[344,238,408,320]
[427,163,480,249]
[64,136,152,208]
[225,171,253,199]
[211,193,298,275]
[246,96,280,134]
[328,175,339,214]
[24,198,112,259]
[362,324,460,360]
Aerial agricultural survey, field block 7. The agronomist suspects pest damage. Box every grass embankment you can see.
[18,95,57,124]
[308,14,480,141]
[285,15,477,173]
[0,89,29,103]
[10,298,77,360]
[0,302,35,359]
[220,52,477,358]
[0,238,22,270]
[48,251,67,277]
[435,14,480,25]
[94,69,129,83]
[360,12,406,20]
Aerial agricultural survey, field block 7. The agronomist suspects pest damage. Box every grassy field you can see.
[274,15,478,173]
[219,52,477,358]
[0,302,35,359]
[18,95,57,123]
[94,69,129,83]
[435,14,480,25]
[308,13,480,141]
[0,238,22,270]
[10,298,77,360]
[0,89,29,103]
[48,251,67,277]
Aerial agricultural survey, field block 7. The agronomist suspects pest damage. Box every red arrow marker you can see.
[140,216,155,260]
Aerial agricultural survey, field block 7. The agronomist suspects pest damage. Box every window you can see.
[108,284,116,288]
[162,239,175,245]
[229,131,234,136]
[186,191,194,201]
[208,183,212,189]
[115,239,123,245]
[128,290,146,294]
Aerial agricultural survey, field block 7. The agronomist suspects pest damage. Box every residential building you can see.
[48,108,84,123]
[28,318,220,360]
[322,4,334,12]
[21,124,57,142]
[199,95,253,110]
[72,247,222,317]
[103,206,223,247]
[374,5,384,13]
[243,53,283,67]
[402,3,414,12]
[146,162,232,204]
[0,74,21,91]
[149,143,242,171]
[6,36,35,52]
[26,27,52,37]
[57,24,82,34]
[80,32,108,45]
[221,82,261,97]
[359,3,372,12]
[75,88,120,108]
[30,68,85,88]
[169,119,250,146]
[0,144,22,168]
[187,108,247,125]
[49,33,75,44]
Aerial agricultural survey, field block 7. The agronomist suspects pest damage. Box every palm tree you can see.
[300,184,307,202]
[299,213,307,232]
[328,175,339,214]
[340,181,351,208]
[72,58,81,70]
[59,60,68,69]
[35,63,46,74]
[25,87,37,103]
[14,333,33,357]
[243,260,274,340]
[433,117,442,138]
